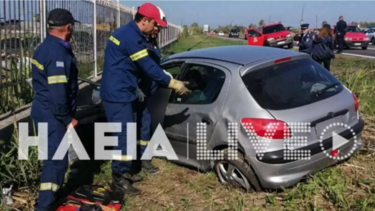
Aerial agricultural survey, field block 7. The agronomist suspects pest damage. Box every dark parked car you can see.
[229,28,240,38]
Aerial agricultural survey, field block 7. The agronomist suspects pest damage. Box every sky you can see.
[121,1,375,28]
[0,1,372,29]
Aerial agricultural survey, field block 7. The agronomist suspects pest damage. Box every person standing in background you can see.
[311,24,335,71]
[335,16,347,54]
[298,23,313,54]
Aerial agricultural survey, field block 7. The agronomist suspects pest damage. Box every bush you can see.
[0,123,42,200]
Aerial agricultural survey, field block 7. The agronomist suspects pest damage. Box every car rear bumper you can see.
[247,117,364,189]
[345,41,370,47]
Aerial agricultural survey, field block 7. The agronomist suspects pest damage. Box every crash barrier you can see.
[0,0,183,118]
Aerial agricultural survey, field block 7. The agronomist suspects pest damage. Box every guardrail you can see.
[0,0,182,116]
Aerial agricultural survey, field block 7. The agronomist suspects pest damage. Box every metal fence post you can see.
[93,0,97,77]
[42,0,47,39]
[39,0,46,42]
[117,0,120,28]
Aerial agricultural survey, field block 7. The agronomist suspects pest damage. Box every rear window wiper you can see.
[312,82,341,97]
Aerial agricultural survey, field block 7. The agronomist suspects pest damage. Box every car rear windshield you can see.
[241,58,344,110]
[262,24,285,34]
[346,26,361,32]
[230,29,238,33]
[248,30,261,37]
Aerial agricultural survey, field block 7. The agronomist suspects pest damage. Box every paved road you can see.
[217,36,375,59]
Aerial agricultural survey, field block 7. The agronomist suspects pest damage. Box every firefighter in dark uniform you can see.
[135,7,167,175]
[100,3,190,196]
[30,8,79,211]
[135,6,174,175]
[298,23,313,54]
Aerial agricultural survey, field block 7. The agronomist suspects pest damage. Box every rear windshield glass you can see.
[263,24,285,34]
[230,29,238,33]
[345,26,361,32]
[241,58,344,110]
[248,30,261,37]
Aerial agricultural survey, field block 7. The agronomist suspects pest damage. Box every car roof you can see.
[165,45,307,66]
[263,22,283,27]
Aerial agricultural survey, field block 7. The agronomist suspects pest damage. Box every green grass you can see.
[2,35,375,211]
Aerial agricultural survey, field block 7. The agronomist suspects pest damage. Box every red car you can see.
[257,22,294,48]
[333,24,370,50]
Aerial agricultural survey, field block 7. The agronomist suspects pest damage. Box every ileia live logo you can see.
[17,120,355,161]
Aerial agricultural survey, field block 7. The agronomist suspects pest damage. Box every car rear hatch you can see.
[241,56,359,155]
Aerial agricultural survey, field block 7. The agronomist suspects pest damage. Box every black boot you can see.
[130,174,143,182]
[111,172,141,195]
[142,160,159,174]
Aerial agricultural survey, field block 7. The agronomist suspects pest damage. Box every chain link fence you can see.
[0,0,182,116]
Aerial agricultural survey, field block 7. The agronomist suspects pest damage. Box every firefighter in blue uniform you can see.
[134,6,170,175]
[298,23,313,54]
[30,8,79,211]
[100,3,190,196]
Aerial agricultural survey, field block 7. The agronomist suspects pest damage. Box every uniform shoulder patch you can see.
[56,61,64,67]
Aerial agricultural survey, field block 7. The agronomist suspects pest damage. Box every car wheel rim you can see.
[216,161,251,190]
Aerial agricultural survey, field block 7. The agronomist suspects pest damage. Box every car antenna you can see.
[187,36,211,51]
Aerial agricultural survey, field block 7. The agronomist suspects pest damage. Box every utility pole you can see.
[299,3,305,33]
[316,15,317,29]
[268,15,270,23]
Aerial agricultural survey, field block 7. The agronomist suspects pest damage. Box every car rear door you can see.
[162,60,230,159]
[241,57,359,155]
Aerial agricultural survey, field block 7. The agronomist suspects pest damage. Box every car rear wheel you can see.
[371,37,374,45]
[213,149,261,192]
[362,46,368,50]
[287,42,294,49]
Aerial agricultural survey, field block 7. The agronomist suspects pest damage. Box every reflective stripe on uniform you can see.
[112,154,133,161]
[139,140,149,146]
[40,182,59,192]
[130,49,148,61]
[31,59,44,70]
[109,36,120,46]
[48,75,67,84]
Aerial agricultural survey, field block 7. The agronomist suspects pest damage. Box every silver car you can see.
[365,28,375,44]
[148,45,364,191]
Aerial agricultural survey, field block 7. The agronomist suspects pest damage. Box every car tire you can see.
[372,38,374,45]
[362,46,368,50]
[213,149,262,192]
[287,42,293,49]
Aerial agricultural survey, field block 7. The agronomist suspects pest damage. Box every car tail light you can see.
[274,57,291,64]
[241,118,291,139]
[352,93,358,111]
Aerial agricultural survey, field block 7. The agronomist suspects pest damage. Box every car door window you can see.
[169,64,225,104]
[248,30,261,37]
[162,62,184,79]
